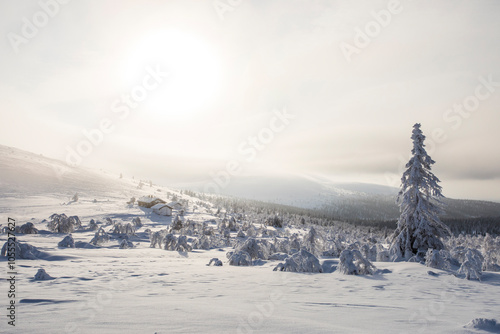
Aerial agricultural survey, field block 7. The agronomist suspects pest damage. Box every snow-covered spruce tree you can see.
[390,123,451,260]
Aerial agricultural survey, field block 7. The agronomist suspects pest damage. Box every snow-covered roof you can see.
[151,203,173,210]
[138,196,163,204]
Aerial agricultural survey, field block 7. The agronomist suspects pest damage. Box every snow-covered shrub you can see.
[273,249,323,273]
[150,229,169,248]
[425,249,451,271]
[171,215,183,231]
[301,227,325,257]
[246,225,259,238]
[323,239,343,258]
[111,222,135,236]
[90,227,109,246]
[119,239,134,249]
[175,235,192,252]
[223,228,231,239]
[207,258,223,266]
[227,250,252,266]
[269,252,288,261]
[34,269,54,280]
[289,233,301,253]
[193,235,211,250]
[338,249,376,275]
[1,240,41,260]
[47,214,81,233]
[234,238,274,260]
[202,223,214,236]
[132,217,142,229]
[266,215,283,228]
[220,217,238,232]
[18,222,38,234]
[236,229,245,238]
[483,259,500,272]
[464,318,500,332]
[361,243,377,262]
[163,233,177,250]
[482,234,500,272]
[376,250,391,262]
[457,248,484,281]
[58,234,75,248]
[87,219,99,231]
[180,220,199,236]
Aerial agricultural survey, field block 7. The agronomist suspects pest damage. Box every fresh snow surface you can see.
[1,146,500,333]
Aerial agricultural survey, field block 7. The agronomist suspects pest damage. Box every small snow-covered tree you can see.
[301,226,325,257]
[227,250,252,266]
[90,227,109,246]
[273,249,323,273]
[458,248,484,280]
[47,214,81,233]
[34,268,55,280]
[18,222,38,234]
[119,239,134,249]
[390,124,450,260]
[425,249,451,271]
[338,249,376,275]
[58,234,75,248]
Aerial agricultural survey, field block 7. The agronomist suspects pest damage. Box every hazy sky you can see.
[1,0,499,201]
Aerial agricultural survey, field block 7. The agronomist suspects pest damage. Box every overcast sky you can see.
[1,0,499,201]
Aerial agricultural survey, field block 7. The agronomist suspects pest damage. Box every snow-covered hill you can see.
[1,145,499,334]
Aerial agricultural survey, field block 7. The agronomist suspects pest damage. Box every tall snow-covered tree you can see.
[390,123,450,260]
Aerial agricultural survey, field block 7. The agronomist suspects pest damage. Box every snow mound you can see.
[1,240,41,259]
[464,318,500,332]
[273,249,323,273]
[34,268,55,281]
[74,241,97,249]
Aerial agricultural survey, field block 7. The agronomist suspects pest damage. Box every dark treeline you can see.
[183,190,500,236]
[442,216,500,236]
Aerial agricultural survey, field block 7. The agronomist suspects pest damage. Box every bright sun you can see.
[124,30,222,119]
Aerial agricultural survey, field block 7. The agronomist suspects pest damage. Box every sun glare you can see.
[123,30,222,119]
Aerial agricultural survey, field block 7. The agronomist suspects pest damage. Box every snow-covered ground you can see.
[1,146,500,333]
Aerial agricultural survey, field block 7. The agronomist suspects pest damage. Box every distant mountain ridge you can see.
[1,144,499,221]
[181,174,500,221]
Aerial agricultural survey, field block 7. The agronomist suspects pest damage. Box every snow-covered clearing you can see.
[1,147,499,333]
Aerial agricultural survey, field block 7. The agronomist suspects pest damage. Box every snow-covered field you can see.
[1,146,500,334]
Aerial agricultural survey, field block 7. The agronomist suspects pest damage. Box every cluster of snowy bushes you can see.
[422,235,500,281]
[47,214,82,233]
[221,224,379,275]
